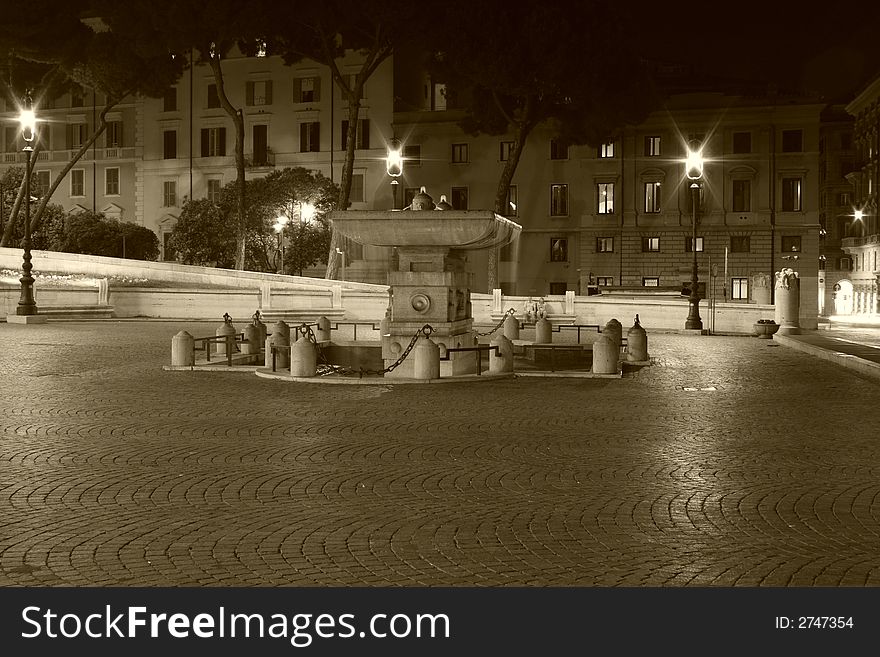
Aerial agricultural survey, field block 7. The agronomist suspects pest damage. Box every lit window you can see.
[644,136,660,156]
[294,77,321,103]
[731,277,749,300]
[505,185,517,217]
[597,276,613,286]
[781,236,802,252]
[200,127,226,157]
[247,80,273,106]
[642,277,660,287]
[67,123,87,149]
[597,182,614,214]
[781,178,802,211]
[685,236,704,252]
[642,237,660,252]
[644,182,661,213]
[599,142,614,158]
[596,237,614,253]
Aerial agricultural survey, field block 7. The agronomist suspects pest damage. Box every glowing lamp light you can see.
[386,139,402,177]
[299,202,316,222]
[854,210,864,222]
[685,146,704,180]
[273,215,289,233]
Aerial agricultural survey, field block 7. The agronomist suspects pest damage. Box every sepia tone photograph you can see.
[1,0,879,650]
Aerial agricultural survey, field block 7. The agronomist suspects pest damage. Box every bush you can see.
[56,211,158,261]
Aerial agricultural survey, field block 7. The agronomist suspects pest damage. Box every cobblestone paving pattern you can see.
[1,321,879,586]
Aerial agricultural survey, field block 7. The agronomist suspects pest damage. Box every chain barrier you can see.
[292,322,435,378]
[475,308,517,337]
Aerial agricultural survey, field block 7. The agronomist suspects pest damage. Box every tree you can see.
[52,211,158,260]
[0,1,184,247]
[99,0,268,271]
[270,0,426,279]
[168,199,236,269]
[429,0,655,289]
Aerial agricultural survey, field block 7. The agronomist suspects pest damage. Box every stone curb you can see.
[773,334,880,381]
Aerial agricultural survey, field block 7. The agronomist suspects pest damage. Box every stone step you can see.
[38,305,115,319]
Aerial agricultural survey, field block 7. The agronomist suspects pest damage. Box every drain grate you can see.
[681,386,717,391]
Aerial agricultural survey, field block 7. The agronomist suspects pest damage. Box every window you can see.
[294,77,321,103]
[597,182,614,214]
[163,180,177,207]
[644,136,660,156]
[71,169,85,197]
[599,141,614,158]
[207,83,220,109]
[550,184,568,216]
[642,237,660,252]
[106,121,122,148]
[404,144,421,166]
[34,171,50,197]
[163,130,176,159]
[163,87,177,112]
[67,123,87,149]
[839,256,852,271]
[685,236,704,252]
[642,277,660,287]
[549,282,567,295]
[350,173,365,203]
[644,182,661,213]
[837,192,850,206]
[451,143,468,163]
[451,187,468,210]
[549,139,568,160]
[71,91,83,108]
[731,277,748,300]
[200,127,226,157]
[300,122,320,152]
[782,236,802,252]
[500,141,514,161]
[505,185,517,217]
[105,168,119,196]
[597,277,613,286]
[341,119,370,149]
[732,132,751,154]
[781,178,802,211]
[730,235,750,253]
[550,238,568,262]
[207,178,222,204]
[596,237,614,253]
[782,129,803,152]
[246,80,273,106]
[732,179,751,212]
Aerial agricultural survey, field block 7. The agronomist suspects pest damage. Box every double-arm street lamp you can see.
[684,144,704,331]
[13,93,40,320]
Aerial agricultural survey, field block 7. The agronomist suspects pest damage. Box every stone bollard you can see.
[215,315,237,356]
[502,313,520,340]
[626,314,649,362]
[535,317,552,343]
[266,327,290,370]
[171,330,195,367]
[603,318,622,354]
[774,268,801,335]
[592,336,618,374]
[242,323,261,362]
[290,336,317,377]
[272,320,290,343]
[489,334,514,374]
[413,336,441,380]
[316,316,331,342]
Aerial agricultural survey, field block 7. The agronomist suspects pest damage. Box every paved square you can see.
[1,321,879,586]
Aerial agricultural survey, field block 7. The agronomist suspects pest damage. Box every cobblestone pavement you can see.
[1,320,879,587]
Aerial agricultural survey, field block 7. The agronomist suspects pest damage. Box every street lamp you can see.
[16,92,38,318]
[684,144,704,331]
[386,137,403,210]
[335,247,346,281]
[273,214,289,274]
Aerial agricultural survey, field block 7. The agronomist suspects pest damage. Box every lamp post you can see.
[684,144,703,330]
[16,93,38,318]
[273,215,289,274]
[336,247,346,281]
[386,137,403,210]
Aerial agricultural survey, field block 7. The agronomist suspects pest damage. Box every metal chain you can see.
[302,323,434,378]
[475,308,516,336]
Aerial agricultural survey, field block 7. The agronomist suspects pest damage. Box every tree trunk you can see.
[209,54,247,271]
[489,121,532,291]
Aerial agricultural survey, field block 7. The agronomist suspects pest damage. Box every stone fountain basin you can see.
[329,210,521,250]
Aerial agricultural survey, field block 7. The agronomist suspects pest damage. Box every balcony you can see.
[245,147,275,169]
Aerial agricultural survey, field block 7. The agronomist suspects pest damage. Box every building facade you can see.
[843,74,880,316]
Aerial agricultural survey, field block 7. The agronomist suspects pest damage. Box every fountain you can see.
[330,187,521,378]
